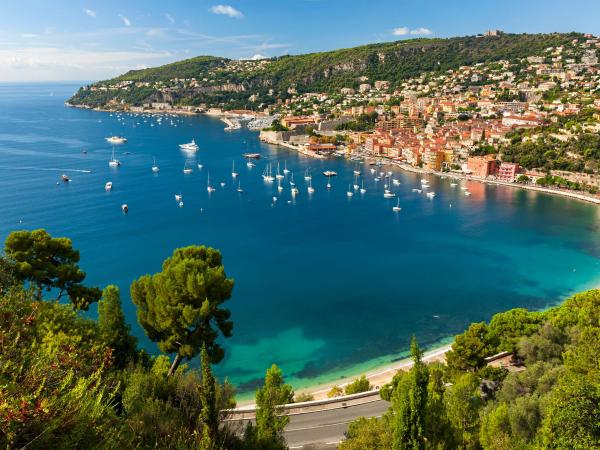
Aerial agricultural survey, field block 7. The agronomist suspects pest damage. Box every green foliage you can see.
[327,385,344,398]
[339,416,393,450]
[130,245,234,375]
[336,112,379,131]
[200,345,219,439]
[4,229,101,309]
[488,308,544,352]
[252,364,294,449]
[444,372,483,449]
[446,322,496,372]
[263,119,289,131]
[293,392,314,402]
[98,285,137,369]
[344,375,372,395]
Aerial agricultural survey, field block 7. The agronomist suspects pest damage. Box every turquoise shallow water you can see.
[1,83,600,395]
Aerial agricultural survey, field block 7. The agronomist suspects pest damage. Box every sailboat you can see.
[353,164,361,175]
[291,184,299,196]
[207,172,216,192]
[347,184,354,197]
[108,147,120,167]
[183,160,193,174]
[290,173,296,187]
[276,162,284,179]
[152,157,160,173]
[262,163,275,182]
[360,180,367,194]
[307,178,315,194]
[393,198,401,212]
[353,174,360,191]
[237,180,244,193]
[277,178,283,193]
[231,161,238,178]
[283,161,290,174]
[304,168,311,181]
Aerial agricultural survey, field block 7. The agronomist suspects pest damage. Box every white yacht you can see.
[262,163,275,182]
[307,178,315,194]
[179,139,199,152]
[237,181,244,193]
[108,147,120,167]
[393,198,402,212]
[277,178,284,193]
[152,157,160,173]
[384,190,396,198]
[105,136,127,144]
[231,161,239,178]
[246,160,255,168]
[207,173,216,192]
[175,194,182,202]
[183,161,193,174]
[291,185,299,196]
[360,180,367,194]
[347,184,354,197]
[426,192,436,199]
[121,204,129,214]
[304,168,311,181]
[464,191,471,196]
[276,162,284,179]
[105,181,113,191]
[393,179,400,186]
[283,161,290,174]
[353,174,359,191]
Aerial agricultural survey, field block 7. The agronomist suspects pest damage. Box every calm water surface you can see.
[1,83,599,394]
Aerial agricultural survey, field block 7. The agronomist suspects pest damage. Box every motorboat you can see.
[105,136,127,144]
[105,181,113,191]
[179,139,199,152]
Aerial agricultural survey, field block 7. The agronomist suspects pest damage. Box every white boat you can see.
[220,182,226,187]
[393,198,402,212]
[277,178,284,192]
[360,180,366,194]
[307,178,315,194]
[178,201,184,208]
[384,190,396,198]
[412,188,422,193]
[183,161,193,174]
[426,192,436,199]
[179,139,199,152]
[464,191,471,196]
[393,179,400,186]
[460,186,468,191]
[291,186,299,196]
[105,136,127,144]
[197,164,203,169]
[207,173,216,192]
[105,181,113,191]
[304,168,311,181]
[347,184,354,197]
[326,181,332,189]
[262,163,275,182]
[370,168,376,174]
[290,173,296,187]
[450,183,457,187]
[276,162,284,179]
[121,204,129,213]
[231,161,238,178]
[109,147,120,167]
[353,174,359,191]
[247,161,255,168]
[175,194,182,201]
[152,157,160,173]
[237,181,243,193]
[283,161,290,174]
[323,170,337,177]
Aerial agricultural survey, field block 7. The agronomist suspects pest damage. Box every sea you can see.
[1,83,599,397]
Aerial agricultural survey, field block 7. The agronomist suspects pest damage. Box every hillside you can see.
[68,32,582,110]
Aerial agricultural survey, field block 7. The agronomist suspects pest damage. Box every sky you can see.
[1,0,600,82]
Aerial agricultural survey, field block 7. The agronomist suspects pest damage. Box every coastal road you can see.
[225,398,390,449]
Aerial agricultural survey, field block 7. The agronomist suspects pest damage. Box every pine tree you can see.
[255,364,294,445]
[98,285,137,369]
[200,345,219,439]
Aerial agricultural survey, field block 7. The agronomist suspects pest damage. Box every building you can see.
[423,149,444,171]
[467,155,499,178]
[497,162,520,182]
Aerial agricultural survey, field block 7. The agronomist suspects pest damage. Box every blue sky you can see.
[1,0,599,82]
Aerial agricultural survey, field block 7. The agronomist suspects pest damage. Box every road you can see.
[225,398,390,449]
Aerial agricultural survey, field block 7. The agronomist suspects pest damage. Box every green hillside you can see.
[68,33,582,110]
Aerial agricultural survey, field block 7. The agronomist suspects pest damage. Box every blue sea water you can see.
[1,83,600,395]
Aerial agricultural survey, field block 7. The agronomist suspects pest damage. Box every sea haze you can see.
[1,83,599,395]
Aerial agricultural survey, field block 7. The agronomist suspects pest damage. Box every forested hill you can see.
[68,32,582,109]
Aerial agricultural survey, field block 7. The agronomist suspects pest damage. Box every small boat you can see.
[242,153,261,159]
[220,182,226,187]
[237,181,243,193]
[307,178,315,194]
[152,157,160,173]
[175,194,182,201]
[353,174,359,191]
[179,139,199,152]
[393,179,400,186]
[197,164,203,169]
[323,170,337,177]
[326,181,332,189]
[291,186,299,196]
[283,161,290,174]
[262,163,275,182]
[426,192,436,199]
[277,178,284,192]
[109,147,120,167]
[290,173,296,187]
[82,150,87,154]
[207,173,216,192]
[360,180,366,194]
[121,204,129,213]
[464,191,471,196]
[178,201,184,208]
[231,161,238,178]
[374,177,380,182]
[370,168,376,174]
[105,136,127,144]
[105,181,113,191]
[347,184,354,197]
[384,190,396,198]
[450,183,457,187]
[304,168,311,181]
[246,160,255,168]
[393,198,402,212]
[276,162,284,179]
[460,186,468,191]
[61,174,70,182]
[412,188,422,193]
[183,161,193,174]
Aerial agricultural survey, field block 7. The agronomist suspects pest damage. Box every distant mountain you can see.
[68,33,582,110]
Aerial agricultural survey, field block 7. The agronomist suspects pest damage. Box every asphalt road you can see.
[225,398,390,449]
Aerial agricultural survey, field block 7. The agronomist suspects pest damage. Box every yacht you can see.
[290,173,296,187]
[178,201,184,208]
[347,184,354,197]
[464,191,471,196]
[370,168,376,174]
[246,160,256,168]
[105,181,113,191]
[393,198,402,212]
[360,180,367,194]
[105,136,127,144]
[277,178,284,192]
[307,178,315,194]
[326,181,332,189]
[384,190,396,198]
[323,170,337,177]
[412,188,422,193]
[237,181,244,193]
[61,174,70,183]
[283,161,290,174]
[175,194,182,202]
[276,162,284,179]
[353,174,359,191]
[291,185,299,196]
[426,192,436,199]
[262,163,275,182]
[121,204,129,214]
[179,139,199,152]
[231,161,239,178]
[393,179,400,186]
[183,161,193,174]
[450,182,457,187]
[197,164,203,169]
[242,153,261,159]
[152,157,160,173]
[304,168,311,181]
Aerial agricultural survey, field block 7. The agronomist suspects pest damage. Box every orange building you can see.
[467,155,499,178]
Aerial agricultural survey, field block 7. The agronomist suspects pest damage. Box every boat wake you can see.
[0,166,92,173]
